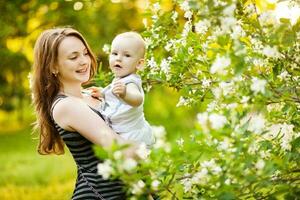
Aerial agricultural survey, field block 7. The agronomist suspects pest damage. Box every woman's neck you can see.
[60,83,83,99]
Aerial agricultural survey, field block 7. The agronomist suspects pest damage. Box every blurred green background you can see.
[0,0,197,199]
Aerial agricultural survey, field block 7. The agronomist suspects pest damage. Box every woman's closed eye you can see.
[69,56,77,60]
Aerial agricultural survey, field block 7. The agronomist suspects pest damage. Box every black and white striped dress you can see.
[52,95,126,200]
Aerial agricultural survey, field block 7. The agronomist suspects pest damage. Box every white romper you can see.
[99,74,154,147]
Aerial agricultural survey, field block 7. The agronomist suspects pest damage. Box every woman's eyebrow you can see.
[68,48,88,55]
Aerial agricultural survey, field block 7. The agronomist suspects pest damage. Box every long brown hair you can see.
[31,27,97,155]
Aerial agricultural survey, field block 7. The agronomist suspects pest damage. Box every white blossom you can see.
[252,58,265,66]
[97,160,113,180]
[212,87,222,99]
[153,139,171,152]
[277,71,290,80]
[210,55,231,74]
[219,81,234,96]
[260,150,271,159]
[280,123,294,151]
[160,58,170,74]
[223,4,236,16]
[180,1,190,11]
[152,2,160,12]
[176,96,188,107]
[73,1,83,11]
[182,21,192,37]
[247,114,266,134]
[192,168,208,184]
[144,37,152,48]
[262,45,281,58]
[148,57,157,68]
[241,96,250,104]
[248,142,259,154]
[221,17,237,33]
[214,0,226,6]
[250,77,267,94]
[184,10,193,19]
[131,180,145,195]
[255,159,265,170]
[136,143,150,159]
[201,159,216,168]
[245,4,256,14]
[197,112,209,127]
[207,101,217,112]
[102,44,110,54]
[195,20,211,35]
[171,11,178,22]
[181,177,193,192]
[226,103,237,109]
[176,138,184,147]
[152,125,166,139]
[165,41,173,52]
[113,151,122,159]
[151,180,160,189]
[212,165,222,175]
[266,123,282,140]
[209,113,227,130]
[259,11,277,26]
[217,138,231,151]
[122,158,137,172]
[231,24,246,39]
[225,178,231,185]
[152,14,158,22]
[202,78,211,88]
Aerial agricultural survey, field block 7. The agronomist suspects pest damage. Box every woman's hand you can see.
[84,86,104,99]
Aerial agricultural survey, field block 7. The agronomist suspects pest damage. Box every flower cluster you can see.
[95,0,300,199]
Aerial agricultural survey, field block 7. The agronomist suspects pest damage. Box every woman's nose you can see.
[80,55,89,65]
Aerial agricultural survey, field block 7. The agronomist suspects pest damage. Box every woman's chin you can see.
[76,75,90,83]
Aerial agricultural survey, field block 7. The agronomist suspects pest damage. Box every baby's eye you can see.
[125,54,131,57]
[111,52,117,56]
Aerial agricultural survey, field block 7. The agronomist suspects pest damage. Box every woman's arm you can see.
[52,97,137,157]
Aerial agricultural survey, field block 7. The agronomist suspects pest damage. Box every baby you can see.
[90,32,154,148]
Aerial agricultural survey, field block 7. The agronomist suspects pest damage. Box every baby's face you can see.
[109,36,144,78]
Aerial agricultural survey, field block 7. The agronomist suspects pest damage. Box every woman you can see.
[31,27,137,200]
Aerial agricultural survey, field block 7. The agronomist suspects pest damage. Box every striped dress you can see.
[52,95,126,200]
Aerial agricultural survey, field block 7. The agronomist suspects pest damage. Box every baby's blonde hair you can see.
[114,31,146,58]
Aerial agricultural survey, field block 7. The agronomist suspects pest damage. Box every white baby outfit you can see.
[99,74,154,147]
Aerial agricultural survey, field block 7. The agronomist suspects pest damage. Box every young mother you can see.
[31,27,137,199]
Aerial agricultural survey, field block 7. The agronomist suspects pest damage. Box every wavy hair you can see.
[31,27,97,155]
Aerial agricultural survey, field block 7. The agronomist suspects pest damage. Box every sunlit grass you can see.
[0,128,76,200]
[0,181,74,200]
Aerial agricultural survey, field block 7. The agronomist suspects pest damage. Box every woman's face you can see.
[56,36,91,85]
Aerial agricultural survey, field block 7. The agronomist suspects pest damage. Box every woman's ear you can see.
[136,59,145,70]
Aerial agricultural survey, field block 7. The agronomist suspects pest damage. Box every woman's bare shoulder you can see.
[52,97,88,129]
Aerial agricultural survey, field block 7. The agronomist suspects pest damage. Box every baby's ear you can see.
[136,59,145,70]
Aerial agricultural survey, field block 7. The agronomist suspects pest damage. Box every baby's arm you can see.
[112,80,143,107]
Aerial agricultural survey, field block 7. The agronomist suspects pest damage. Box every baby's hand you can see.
[85,86,103,99]
[112,80,126,98]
